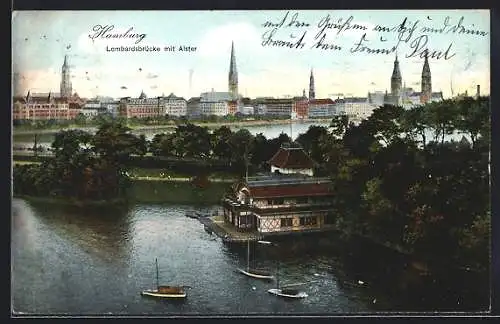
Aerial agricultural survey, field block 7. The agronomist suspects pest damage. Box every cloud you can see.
[197,22,263,58]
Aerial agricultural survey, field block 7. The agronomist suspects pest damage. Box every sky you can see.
[12,10,490,99]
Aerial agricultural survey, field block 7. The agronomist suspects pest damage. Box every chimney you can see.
[476,85,480,98]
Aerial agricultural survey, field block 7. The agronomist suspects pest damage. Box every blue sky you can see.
[12,10,490,99]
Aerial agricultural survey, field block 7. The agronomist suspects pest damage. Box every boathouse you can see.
[222,144,337,234]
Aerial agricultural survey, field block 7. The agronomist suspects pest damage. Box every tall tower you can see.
[309,69,315,99]
[60,55,72,98]
[390,54,402,100]
[228,41,238,100]
[421,54,432,104]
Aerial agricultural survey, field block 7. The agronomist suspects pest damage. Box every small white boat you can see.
[266,241,308,299]
[267,288,308,299]
[141,258,188,299]
[237,240,274,280]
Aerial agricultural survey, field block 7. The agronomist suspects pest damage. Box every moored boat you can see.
[267,288,308,299]
[237,240,274,280]
[141,258,188,299]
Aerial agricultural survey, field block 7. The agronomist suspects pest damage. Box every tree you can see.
[229,129,255,175]
[212,126,233,161]
[296,125,328,163]
[401,105,429,148]
[329,115,349,139]
[455,97,490,149]
[365,104,404,147]
[426,100,457,144]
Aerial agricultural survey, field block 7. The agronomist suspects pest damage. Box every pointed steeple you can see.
[391,54,402,99]
[60,55,72,98]
[228,41,238,99]
[421,53,432,104]
[309,68,315,99]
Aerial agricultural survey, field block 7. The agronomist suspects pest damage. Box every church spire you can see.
[421,53,432,104]
[391,54,402,98]
[309,68,315,99]
[228,41,238,100]
[60,55,72,98]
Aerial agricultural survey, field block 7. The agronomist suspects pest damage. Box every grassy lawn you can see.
[13,161,41,165]
[128,167,239,180]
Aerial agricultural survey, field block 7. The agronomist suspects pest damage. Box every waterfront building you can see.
[252,98,293,117]
[334,97,377,120]
[308,98,335,118]
[163,93,187,117]
[228,100,239,115]
[13,91,82,121]
[200,90,232,116]
[187,97,201,117]
[118,91,163,119]
[293,98,309,119]
[221,144,336,234]
[81,99,107,118]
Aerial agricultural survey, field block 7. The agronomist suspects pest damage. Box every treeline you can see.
[13,122,146,201]
[314,97,490,271]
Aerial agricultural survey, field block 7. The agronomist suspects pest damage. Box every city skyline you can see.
[12,10,490,99]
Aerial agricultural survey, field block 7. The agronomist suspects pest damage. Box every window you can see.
[325,212,336,225]
[299,216,317,226]
[280,218,293,227]
[296,197,308,204]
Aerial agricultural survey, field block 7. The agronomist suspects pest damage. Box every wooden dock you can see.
[198,216,263,243]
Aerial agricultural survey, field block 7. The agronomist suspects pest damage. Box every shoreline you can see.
[13,118,332,136]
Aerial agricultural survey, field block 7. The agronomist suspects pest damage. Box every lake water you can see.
[11,198,489,316]
[12,121,468,151]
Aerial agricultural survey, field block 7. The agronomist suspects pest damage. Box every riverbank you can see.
[14,179,231,206]
[128,179,230,204]
[12,118,332,136]
[14,195,128,207]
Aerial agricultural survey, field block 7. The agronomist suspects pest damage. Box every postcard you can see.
[11,10,491,316]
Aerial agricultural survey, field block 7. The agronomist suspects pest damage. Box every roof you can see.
[309,98,334,105]
[268,145,314,169]
[247,182,332,198]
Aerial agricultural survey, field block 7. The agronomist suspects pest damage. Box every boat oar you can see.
[182,285,193,289]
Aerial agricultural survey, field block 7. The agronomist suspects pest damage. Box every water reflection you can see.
[18,200,133,266]
[11,199,488,315]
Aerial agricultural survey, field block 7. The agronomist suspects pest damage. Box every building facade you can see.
[308,98,335,118]
[13,92,82,121]
[163,93,187,117]
[252,98,293,117]
[187,97,201,117]
[221,144,337,234]
[119,91,163,118]
[200,91,232,116]
[222,175,337,234]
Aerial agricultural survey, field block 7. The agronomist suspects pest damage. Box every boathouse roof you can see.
[234,174,332,199]
[268,143,314,169]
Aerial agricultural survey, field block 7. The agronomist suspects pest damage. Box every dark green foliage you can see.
[13,121,142,201]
